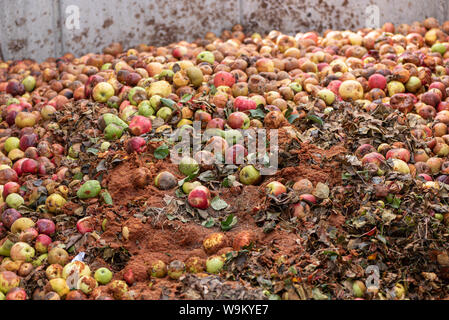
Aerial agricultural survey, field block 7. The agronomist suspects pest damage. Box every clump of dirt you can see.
[286,142,346,186]
[104,154,182,208]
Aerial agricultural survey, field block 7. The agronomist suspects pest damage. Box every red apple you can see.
[126,137,147,153]
[36,219,56,236]
[1,208,22,229]
[172,46,188,59]
[188,186,211,209]
[24,147,40,159]
[232,231,254,251]
[6,103,23,114]
[385,148,411,163]
[206,118,226,130]
[85,75,105,98]
[421,91,441,108]
[0,167,19,183]
[214,71,235,88]
[267,181,287,196]
[299,193,317,204]
[327,80,342,95]
[128,115,152,136]
[224,144,247,164]
[227,112,250,129]
[76,217,94,234]
[234,96,257,112]
[6,81,25,96]
[438,101,449,112]
[21,159,38,174]
[19,134,38,151]
[2,182,21,199]
[355,144,377,159]
[6,287,27,300]
[5,111,19,126]
[368,74,387,90]
[123,269,135,286]
[35,234,52,253]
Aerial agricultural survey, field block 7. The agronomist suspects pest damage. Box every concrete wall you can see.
[0,0,448,62]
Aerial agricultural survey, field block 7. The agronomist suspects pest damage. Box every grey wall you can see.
[0,0,448,62]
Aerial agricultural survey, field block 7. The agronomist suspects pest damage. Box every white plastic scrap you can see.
[71,251,85,263]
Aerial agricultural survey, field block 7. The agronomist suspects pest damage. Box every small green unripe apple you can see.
[4,137,20,153]
[94,267,113,285]
[239,165,261,185]
[197,51,215,64]
[206,255,224,274]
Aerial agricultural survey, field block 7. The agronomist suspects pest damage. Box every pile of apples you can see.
[1,16,449,299]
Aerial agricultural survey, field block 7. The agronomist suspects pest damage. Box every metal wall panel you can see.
[0,0,447,61]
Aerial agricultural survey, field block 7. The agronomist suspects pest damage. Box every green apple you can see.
[186,66,204,87]
[156,106,172,121]
[239,165,261,185]
[49,278,70,297]
[92,82,115,103]
[99,113,129,130]
[353,280,366,298]
[63,261,91,280]
[77,275,98,294]
[4,137,20,153]
[156,69,174,80]
[431,43,446,55]
[138,100,155,117]
[47,247,69,266]
[110,280,129,300]
[149,94,162,110]
[46,264,63,280]
[0,239,15,256]
[147,80,172,98]
[203,128,224,141]
[119,105,138,122]
[77,180,101,199]
[101,63,112,70]
[206,255,224,274]
[100,141,111,151]
[128,86,147,106]
[182,181,202,194]
[107,96,120,109]
[289,82,302,92]
[22,76,36,92]
[104,123,124,140]
[317,88,336,105]
[197,51,215,64]
[94,267,113,285]
[32,253,48,267]
[6,98,20,106]
[6,193,24,209]
[178,156,199,176]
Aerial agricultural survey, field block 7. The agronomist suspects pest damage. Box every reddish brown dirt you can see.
[73,130,345,299]
[286,142,346,186]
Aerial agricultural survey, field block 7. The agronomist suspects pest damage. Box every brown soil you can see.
[76,129,346,299]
